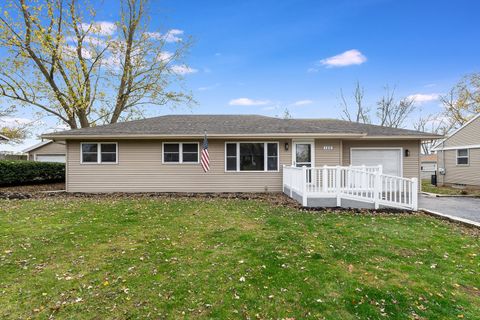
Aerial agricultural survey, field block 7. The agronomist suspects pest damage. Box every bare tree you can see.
[340,83,416,128]
[340,82,370,124]
[376,86,416,128]
[0,0,193,129]
[413,114,453,154]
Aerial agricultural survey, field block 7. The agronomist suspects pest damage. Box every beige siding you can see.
[314,139,342,166]
[30,141,66,159]
[341,140,421,180]
[443,116,480,147]
[437,149,480,187]
[67,139,291,193]
[66,138,421,193]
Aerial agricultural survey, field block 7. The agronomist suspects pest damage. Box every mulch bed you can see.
[0,182,65,193]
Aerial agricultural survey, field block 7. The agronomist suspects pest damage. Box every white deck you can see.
[283,165,418,210]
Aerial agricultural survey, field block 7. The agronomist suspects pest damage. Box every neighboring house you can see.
[433,113,480,188]
[0,133,10,142]
[23,140,66,163]
[420,154,437,180]
[42,115,440,209]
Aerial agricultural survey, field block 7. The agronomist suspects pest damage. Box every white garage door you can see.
[351,149,402,177]
[35,154,66,163]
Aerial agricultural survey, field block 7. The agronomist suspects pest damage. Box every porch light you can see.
[405,149,410,157]
[284,142,289,151]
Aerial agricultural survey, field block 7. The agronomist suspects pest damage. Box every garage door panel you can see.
[351,149,402,177]
[36,154,65,163]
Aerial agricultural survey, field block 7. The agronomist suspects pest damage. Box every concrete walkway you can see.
[419,194,480,226]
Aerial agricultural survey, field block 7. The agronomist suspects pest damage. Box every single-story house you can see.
[23,140,66,163]
[433,113,480,188]
[420,154,437,180]
[43,115,440,209]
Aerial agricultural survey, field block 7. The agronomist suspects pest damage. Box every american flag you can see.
[201,132,210,172]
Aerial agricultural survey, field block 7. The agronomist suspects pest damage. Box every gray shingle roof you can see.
[43,114,439,138]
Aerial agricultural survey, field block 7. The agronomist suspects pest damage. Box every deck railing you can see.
[283,165,418,210]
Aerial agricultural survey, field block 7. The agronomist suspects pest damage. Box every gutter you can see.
[42,133,368,140]
[41,133,441,140]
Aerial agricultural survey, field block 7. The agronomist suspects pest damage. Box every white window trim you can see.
[456,148,469,166]
[350,147,404,177]
[291,140,316,167]
[224,141,279,173]
[80,142,118,165]
[162,142,200,164]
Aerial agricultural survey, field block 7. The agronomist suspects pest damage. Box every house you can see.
[420,154,437,180]
[42,115,440,209]
[23,140,66,163]
[433,113,480,188]
[0,133,10,142]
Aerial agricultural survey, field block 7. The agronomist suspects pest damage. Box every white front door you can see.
[351,148,402,176]
[293,142,314,167]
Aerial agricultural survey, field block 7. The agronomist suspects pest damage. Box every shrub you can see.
[0,160,65,186]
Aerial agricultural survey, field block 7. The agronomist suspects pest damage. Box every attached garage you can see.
[350,148,403,177]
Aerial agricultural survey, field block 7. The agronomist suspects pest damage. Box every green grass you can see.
[422,179,480,196]
[0,197,479,319]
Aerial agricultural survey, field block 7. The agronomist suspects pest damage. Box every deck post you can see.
[322,165,328,193]
[374,170,381,209]
[335,165,341,206]
[302,166,308,207]
[411,178,418,210]
[289,166,293,197]
[282,165,286,193]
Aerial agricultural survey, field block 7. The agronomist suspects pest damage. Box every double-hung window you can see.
[163,142,199,163]
[456,149,469,165]
[225,142,278,172]
[81,143,117,164]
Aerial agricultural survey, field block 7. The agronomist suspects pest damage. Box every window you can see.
[457,149,469,165]
[226,143,237,171]
[81,143,117,164]
[163,142,199,163]
[225,142,278,172]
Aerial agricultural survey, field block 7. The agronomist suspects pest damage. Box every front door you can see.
[293,142,314,167]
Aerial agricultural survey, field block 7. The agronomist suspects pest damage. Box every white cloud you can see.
[229,98,270,106]
[170,65,198,75]
[292,99,313,106]
[318,49,367,68]
[407,93,440,104]
[144,31,162,40]
[63,45,93,59]
[158,51,174,62]
[80,21,117,36]
[163,29,184,42]
[144,29,184,42]
[0,117,34,127]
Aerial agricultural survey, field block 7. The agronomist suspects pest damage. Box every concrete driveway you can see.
[419,194,480,225]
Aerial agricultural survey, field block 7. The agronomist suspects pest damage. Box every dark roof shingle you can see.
[43,114,439,138]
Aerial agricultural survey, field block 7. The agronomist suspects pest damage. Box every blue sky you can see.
[3,0,480,151]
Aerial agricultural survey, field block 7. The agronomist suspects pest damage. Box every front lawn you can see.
[1,197,479,319]
[422,179,480,197]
